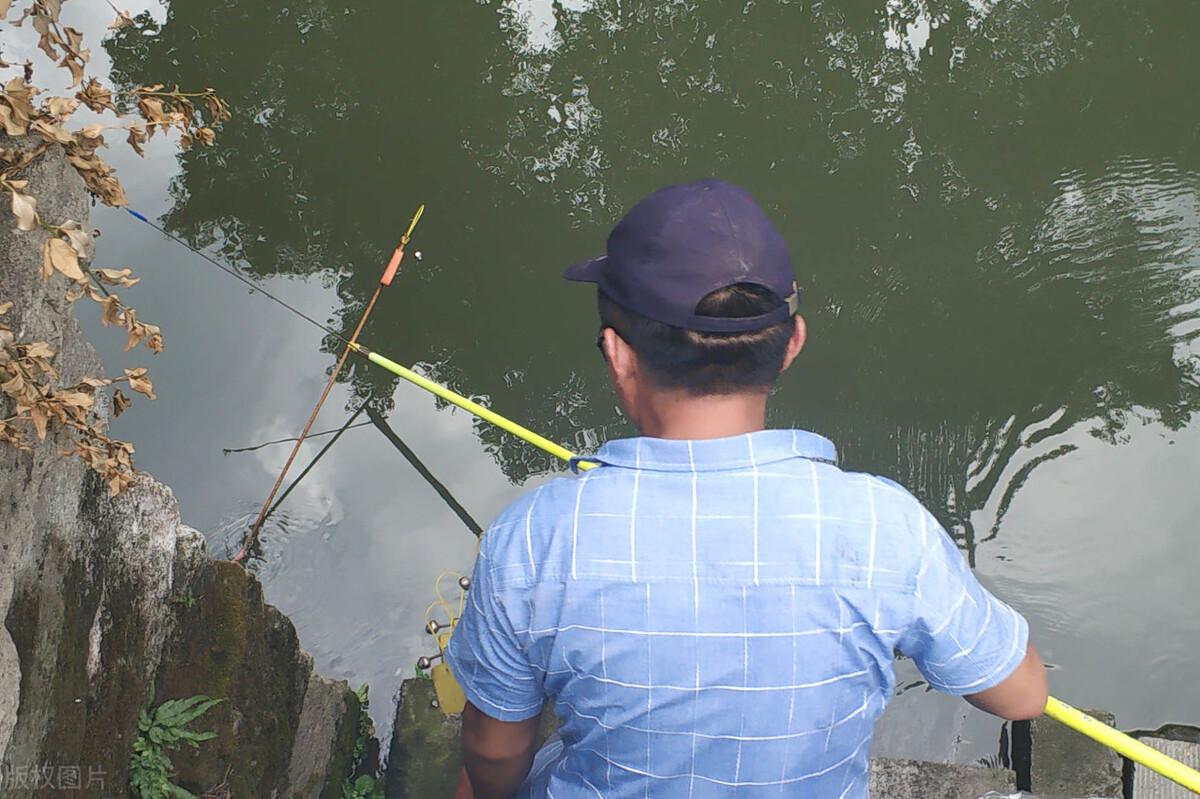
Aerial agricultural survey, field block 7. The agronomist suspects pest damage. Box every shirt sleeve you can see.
[444,541,545,721]
[898,510,1030,696]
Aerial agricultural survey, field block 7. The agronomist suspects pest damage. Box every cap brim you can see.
[562,255,606,283]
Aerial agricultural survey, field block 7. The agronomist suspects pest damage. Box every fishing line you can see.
[125,208,356,350]
[264,403,368,520]
[221,421,373,454]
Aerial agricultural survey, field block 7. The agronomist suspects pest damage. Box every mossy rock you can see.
[153,560,316,796]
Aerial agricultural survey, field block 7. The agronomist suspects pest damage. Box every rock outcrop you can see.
[1,136,361,797]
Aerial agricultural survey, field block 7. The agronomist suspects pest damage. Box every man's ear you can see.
[780,314,807,371]
[602,327,639,384]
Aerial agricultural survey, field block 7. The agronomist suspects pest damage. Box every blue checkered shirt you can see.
[445,430,1028,798]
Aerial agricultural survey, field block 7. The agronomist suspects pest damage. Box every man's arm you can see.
[459,701,541,799]
[964,643,1047,720]
[898,505,1046,716]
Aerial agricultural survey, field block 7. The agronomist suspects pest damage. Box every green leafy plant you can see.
[128,694,223,799]
[342,774,384,799]
[340,684,383,799]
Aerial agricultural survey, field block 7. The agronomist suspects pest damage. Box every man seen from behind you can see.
[447,179,1048,798]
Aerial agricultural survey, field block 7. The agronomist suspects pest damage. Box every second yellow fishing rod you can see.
[346,339,1200,797]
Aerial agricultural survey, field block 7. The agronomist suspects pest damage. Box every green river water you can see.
[31,0,1200,764]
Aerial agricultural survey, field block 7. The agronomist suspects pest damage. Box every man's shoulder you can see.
[827,467,928,517]
[487,471,599,530]
[809,463,940,553]
[479,472,599,562]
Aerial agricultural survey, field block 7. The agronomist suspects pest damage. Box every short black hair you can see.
[597,283,794,395]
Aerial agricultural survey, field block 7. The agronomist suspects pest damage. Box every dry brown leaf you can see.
[32,14,59,60]
[123,367,155,400]
[42,237,85,282]
[29,404,48,440]
[78,123,106,139]
[137,95,165,128]
[203,93,231,124]
[125,122,146,157]
[94,267,138,287]
[55,390,93,409]
[3,76,38,108]
[64,150,127,207]
[23,341,54,359]
[76,79,115,113]
[57,219,93,260]
[122,322,142,352]
[98,295,122,327]
[10,190,37,231]
[80,376,110,388]
[0,103,28,135]
[195,126,215,146]
[0,78,37,134]
[44,95,79,117]
[1,370,25,395]
[144,323,163,354]
[0,301,12,315]
[112,387,130,417]
[124,321,160,353]
[38,239,53,279]
[62,26,87,59]
[59,55,85,89]
[0,1,12,20]
[31,118,73,144]
[108,9,133,29]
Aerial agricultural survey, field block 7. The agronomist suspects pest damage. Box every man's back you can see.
[447,430,1027,798]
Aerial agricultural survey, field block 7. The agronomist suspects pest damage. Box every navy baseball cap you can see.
[563,178,800,333]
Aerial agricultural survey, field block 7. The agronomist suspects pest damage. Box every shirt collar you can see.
[575,429,837,473]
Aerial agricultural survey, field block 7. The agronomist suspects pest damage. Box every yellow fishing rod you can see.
[347,342,597,472]
[1044,698,1200,793]
[348,340,1200,796]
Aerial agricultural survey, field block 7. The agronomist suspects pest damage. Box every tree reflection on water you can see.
[106,0,1200,559]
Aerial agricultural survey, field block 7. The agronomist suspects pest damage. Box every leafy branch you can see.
[0,0,228,494]
[0,301,153,494]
